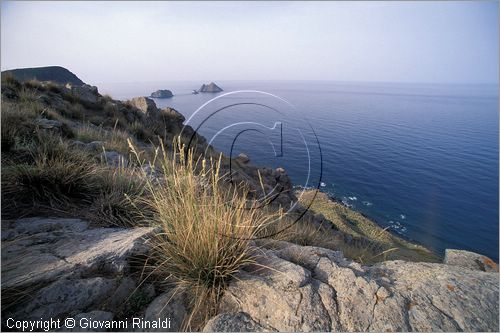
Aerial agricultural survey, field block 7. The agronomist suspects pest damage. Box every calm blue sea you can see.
[99,80,499,260]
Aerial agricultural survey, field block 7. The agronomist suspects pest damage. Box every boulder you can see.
[161,107,185,122]
[34,118,62,129]
[199,82,223,93]
[66,84,99,104]
[444,249,499,272]
[275,167,285,174]
[128,97,159,115]
[236,153,250,164]
[150,89,173,98]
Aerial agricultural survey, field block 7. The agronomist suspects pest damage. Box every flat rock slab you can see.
[2,217,153,290]
[444,249,499,272]
[207,242,499,332]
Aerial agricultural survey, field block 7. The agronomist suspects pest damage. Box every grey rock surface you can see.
[203,312,268,332]
[150,89,173,98]
[1,217,153,290]
[2,217,498,332]
[128,97,159,115]
[144,290,187,332]
[34,118,62,129]
[207,241,499,332]
[161,107,185,122]
[66,84,99,104]
[21,277,117,319]
[444,249,499,272]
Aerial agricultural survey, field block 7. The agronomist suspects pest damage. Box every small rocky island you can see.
[150,89,173,98]
[198,82,223,93]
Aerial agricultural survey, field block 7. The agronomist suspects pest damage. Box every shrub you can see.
[130,121,154,142]
[60,102,85,120]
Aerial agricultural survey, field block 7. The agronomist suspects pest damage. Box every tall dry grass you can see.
[130,138,279,330]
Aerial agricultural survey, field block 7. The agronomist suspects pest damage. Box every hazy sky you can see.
[1,1,498,84]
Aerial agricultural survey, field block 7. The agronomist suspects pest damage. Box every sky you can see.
[1,1,498,85]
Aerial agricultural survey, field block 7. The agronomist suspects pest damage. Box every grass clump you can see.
[74,123,132,154]
[134,139,277,330]
[1,134,98,215]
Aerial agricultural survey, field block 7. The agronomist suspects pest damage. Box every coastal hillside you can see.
[1,71,498,331]
[1,66,85,86]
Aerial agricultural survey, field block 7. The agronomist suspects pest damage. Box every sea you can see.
[99,80,499,261]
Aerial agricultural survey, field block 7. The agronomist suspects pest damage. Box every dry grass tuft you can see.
[132,139,278,330]
[74,123,132,154]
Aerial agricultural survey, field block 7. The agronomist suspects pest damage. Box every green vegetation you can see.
[297,190,440,263]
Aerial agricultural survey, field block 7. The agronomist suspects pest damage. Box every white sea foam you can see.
[341,198,353,208]
[388,220,407,234]
[348,196,357,201]
[400,214,406,220]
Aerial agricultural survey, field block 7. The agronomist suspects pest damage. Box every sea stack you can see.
[199,82,223,93]
[150,89,173,98]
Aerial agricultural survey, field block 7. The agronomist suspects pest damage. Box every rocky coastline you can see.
[1,69,498,332]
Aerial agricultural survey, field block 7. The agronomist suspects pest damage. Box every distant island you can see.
[150,89,173,98]
[198,82,223,93]
[1,66,85,86]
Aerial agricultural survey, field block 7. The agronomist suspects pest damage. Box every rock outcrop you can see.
[128,97,160,115]
[205,241,499,332]
[1,217,155,326]
[65,83,100,104]
[150,89,173,98]
[199,82,223,93]
[4,218,497,332]
[444,249,499,272]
